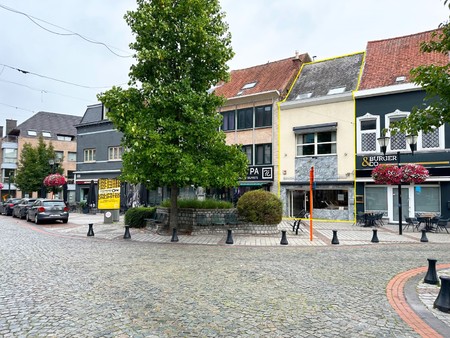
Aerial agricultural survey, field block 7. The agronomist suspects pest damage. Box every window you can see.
[241,145,253,165]
[357,114,380,154]
[108,146,123,161]
[327,87,346,95]
[55,151,64,161]
[414,186,440,213]
[255,105,272,128]
[237,108,253,129]
[84,149,96,162]
[255,143,272,165]
[27,130,37,136]
[296,92,312,100]
[242,82,257,89]
[57,134,74,141]
[221,111,235,131]
[365,187,387,212]
[313,189,348,210]
[296,131,336,156]
[3,148,17,163]
[68,152,77,162]
[42,131,51,137]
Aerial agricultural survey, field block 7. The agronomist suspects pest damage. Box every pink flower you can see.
[0,182,3,190]
[371,163,429,185]
[43,173,67,187]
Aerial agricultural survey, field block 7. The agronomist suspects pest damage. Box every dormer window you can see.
[242,82,257,90]
[327,87,346,95]
[42,131,51,137]
[395,76,406,83]
[27,130,37,136]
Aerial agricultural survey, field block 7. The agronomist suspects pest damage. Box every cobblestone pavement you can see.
[1,214,450,337]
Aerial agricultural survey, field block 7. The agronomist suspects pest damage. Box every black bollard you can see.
[331,230,339,245]
[171,228,179,242]
[424,258,439,285]
[434,276,450,313]
[371,229,379,243]
[123,225,131,239]
[420,229,429,242]
[87,223,94,237]
[280,230,288,245]
[225,229,234,244]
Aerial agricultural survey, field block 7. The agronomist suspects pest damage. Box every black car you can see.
[0,198,22,216]
[27,199,69,224]
[12,198,37,219]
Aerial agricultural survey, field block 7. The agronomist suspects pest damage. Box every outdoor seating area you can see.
[402,213,449,233]
[356,212,384,227]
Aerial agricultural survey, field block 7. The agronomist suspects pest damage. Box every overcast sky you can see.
[0,0,448,132]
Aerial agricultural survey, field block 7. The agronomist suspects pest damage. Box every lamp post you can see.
[377,134,418,235]
[48,158,60,174]
[7,173,11,198]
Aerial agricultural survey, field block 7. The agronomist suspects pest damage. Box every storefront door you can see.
[391,187,410,222]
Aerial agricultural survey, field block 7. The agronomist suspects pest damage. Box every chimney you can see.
[0,126,3,138]
[6,119,17,135]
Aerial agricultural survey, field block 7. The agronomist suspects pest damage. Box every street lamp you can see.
[48,158,60,174]
[377,133,418,235]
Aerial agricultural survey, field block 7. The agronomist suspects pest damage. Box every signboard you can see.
[360,155,398,168]
[98,178,121,210]
[246,166,274,181]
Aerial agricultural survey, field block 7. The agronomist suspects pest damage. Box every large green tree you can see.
[395,1,450,134]
[98,0,248,228]
[14,136,61,195]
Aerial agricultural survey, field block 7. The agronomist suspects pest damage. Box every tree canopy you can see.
[98,0,248,226]
[14,136,61,195]
[394,1,450,134]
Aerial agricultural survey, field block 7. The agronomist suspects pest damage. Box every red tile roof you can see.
[359,29,449,90]
[214,53,311,99]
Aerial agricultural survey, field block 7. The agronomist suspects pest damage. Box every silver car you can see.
[27,199,69,224]
[12,198,37,219]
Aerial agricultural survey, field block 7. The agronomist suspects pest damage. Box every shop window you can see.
[365,186,388,212]
[414,186,440,214]
[313,189,348,210]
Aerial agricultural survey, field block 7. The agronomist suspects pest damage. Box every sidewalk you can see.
[36,212,450,337]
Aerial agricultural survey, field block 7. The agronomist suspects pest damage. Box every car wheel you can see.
[26,213,31,222]
[62,219,68,224]
[34,214,40,225]
[12,212,16,218]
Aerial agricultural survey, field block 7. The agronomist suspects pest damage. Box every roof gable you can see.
[359,29,449,90]
[214,53,311,99]
[286,52,364,101]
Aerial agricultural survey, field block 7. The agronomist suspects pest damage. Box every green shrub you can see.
[237,190,282,224]
[125,207,156,228]
[160,198,232,209]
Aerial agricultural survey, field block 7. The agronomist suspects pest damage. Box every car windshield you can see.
[43,201,65,207]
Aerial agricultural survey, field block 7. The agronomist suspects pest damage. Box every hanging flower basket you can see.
[0,182,3,190]
[43,173,67,187]
[371,163,429,185]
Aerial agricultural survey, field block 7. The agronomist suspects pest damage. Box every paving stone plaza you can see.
[1,213,450,337]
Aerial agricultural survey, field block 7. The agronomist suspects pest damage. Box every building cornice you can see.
[354,83,422,98]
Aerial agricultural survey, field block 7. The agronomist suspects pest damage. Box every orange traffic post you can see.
[309,166,314,241]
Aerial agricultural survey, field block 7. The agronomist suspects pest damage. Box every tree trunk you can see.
[170,183,179,230]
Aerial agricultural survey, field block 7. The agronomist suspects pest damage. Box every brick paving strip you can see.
[387,263,450,338]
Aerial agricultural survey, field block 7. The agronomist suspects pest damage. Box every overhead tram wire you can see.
[0,3,133,58]
[0,63,127,89]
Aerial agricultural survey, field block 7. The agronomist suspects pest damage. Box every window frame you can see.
[241,145,253,165]
[255,105,272,128]
[296,131,337,157]
[356,113,381,154]
[108,146,123,161]
[83,148,96,162]
[255,143,272,165]
[237,107,253,130]
[221,110,235,131]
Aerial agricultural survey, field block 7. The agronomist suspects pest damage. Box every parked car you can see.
[12,198,37,219]
[0,198,22,216]
[27,199,69,224]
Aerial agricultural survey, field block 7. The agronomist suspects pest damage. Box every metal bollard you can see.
[424,258,438,285]
[371,229,379,243]
[87,223,94,237]
[123,225,131,239]
[225,229,234,244]
[331,230,339,245]
[420,229,429,242]
[171,228,179,242]
[280,230,288,245]
[434,276,450,313]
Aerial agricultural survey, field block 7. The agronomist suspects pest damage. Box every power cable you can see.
[0,102,35,113]
[0,3,133,58]
[0,63,127,89]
